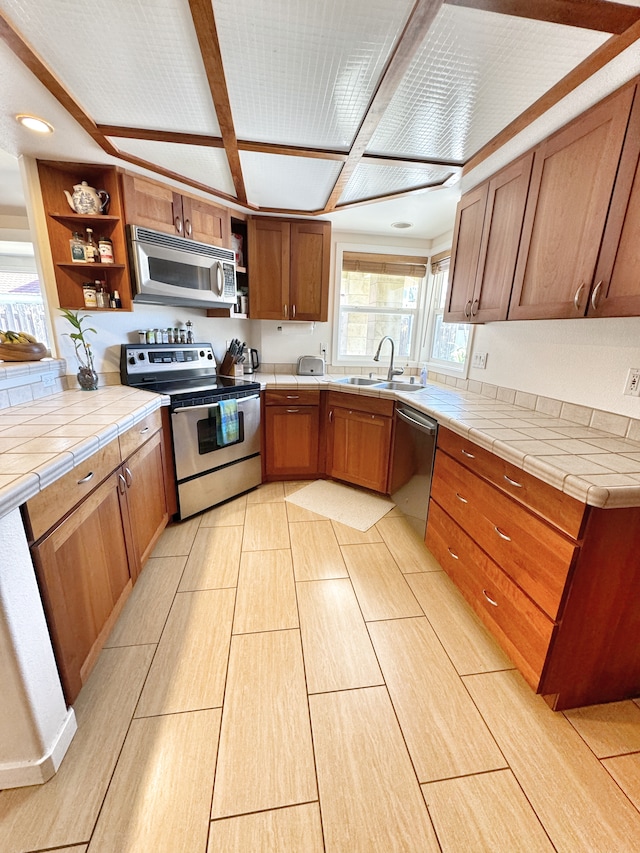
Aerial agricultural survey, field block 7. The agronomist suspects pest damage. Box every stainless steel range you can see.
[121,343,261,519]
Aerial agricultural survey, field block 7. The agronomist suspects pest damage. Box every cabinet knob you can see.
[464,300,472,319]
[471,299,479,317]
[175,215,183,235]
[185,219,192,237]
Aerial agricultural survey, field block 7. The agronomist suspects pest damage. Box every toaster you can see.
[297,355,325,375]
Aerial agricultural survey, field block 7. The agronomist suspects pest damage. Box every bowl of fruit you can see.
[0,331,49,361]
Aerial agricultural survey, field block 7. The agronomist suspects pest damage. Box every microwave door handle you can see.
[213,260,224,297]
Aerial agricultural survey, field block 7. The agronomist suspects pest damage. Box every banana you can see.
[1,331,38,345]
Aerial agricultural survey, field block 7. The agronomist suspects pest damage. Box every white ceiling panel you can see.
[213,0,415,148]
[109,139,236,197]
[0,0,221,134]
[339,162,454,205]
[240,152,342,211]
[368,5,610,161]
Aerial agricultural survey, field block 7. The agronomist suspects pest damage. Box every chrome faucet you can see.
[373,336,404,381]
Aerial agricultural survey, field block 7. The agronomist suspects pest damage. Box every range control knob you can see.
[128,356,136,365]
[138,352,146,360]
[207,352,214,359]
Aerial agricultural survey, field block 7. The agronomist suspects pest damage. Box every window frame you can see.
[332,241,429,368]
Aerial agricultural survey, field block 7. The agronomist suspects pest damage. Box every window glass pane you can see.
[0,266,50,347]
[430,314,469,365]
[340,270,419,310]
[338,311,413,358]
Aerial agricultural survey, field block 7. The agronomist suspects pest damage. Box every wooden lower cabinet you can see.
[31,470,133,703]
[27,424,170,704]
[427,427,640,710]
[325,392,393,493]
[264,390,320,479]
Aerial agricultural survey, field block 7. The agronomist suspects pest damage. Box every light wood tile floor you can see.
[4,480,640,852]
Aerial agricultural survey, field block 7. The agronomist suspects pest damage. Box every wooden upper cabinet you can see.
[122,173,231,247]
[290,220,331,321]
[248,218,290,320]
[445,184,488,322]
[509,84,636,320]
[589,87,640,317]
[249,217,331,321]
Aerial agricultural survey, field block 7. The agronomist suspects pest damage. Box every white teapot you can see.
[64,181,110,215]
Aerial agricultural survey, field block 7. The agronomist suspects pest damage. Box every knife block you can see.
[218,353,236,377]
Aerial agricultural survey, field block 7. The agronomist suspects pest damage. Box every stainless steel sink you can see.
[375,381,425,392]
[334,376,382,386]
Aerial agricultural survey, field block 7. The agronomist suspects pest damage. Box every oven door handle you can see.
[172,394,260,414]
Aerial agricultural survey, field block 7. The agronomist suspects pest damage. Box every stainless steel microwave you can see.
[127,225,237,309]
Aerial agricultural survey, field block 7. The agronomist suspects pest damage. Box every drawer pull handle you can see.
[494,525,511,542]
[77,471,94,484]
[483,589,498,607]
[286,395,300,399]
[125,466,133,488]
[447,547,459,560]
[139,426,150,435]
[286,408,300,413]
[503,474,523,488]
[455,492,468,503]
[461,448,475,459]
[574,282,585,311]
[591,280,603,311]
[118,473,126,495]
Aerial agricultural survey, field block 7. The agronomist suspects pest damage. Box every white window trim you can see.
[332,241,428,368]
[419,261,474,380]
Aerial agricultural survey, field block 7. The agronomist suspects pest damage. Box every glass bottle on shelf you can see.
[95,280,108,309]
[70,231,86,263]
[84,228,100,263]
[186,320,194,343]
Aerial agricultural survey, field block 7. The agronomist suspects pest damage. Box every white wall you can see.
[462,40,640,417]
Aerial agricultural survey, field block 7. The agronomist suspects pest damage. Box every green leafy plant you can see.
[59,309,96,372]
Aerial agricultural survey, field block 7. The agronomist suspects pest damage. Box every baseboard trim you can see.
[0,707,77,789]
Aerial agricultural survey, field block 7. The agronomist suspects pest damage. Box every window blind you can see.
[342,251,427,279]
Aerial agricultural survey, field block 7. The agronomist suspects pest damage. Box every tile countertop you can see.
[2,374,640,515]
[0,385,168,520]
[259,373,640,509]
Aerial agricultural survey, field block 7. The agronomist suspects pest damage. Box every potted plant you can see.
[60,308,99,390]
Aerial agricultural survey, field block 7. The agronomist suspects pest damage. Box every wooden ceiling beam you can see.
[444,0,640,34]
[323,0,445,212]
[187,0,247,204]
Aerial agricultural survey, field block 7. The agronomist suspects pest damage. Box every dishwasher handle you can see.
[396,406,437,435]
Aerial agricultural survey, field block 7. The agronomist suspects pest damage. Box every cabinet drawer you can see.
[265,389,320,406]
[119,409,162,461]
[432,450,577,620]
[327,390,394,417]
[426,500,555,690]
[437,427,586,538]
[24,440,122,542]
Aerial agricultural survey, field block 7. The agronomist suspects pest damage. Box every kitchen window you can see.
[335,249,427,364]
[422,252,471,377]
[0,243,50,346]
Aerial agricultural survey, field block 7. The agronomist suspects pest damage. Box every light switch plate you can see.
[471,351,488,369]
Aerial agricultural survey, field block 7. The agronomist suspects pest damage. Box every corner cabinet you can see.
[445,153,532,323]
[325,391,393,493]
[23,410,169,704]
[38,161,134,311]
[248,217,331,321]
[121,172,231,247]
[263,389,321,479]
[426,426,640,710]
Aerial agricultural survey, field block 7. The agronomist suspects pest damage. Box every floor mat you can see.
[285,480,395,531]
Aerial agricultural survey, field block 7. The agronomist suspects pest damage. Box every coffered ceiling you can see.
[1,0,640,238]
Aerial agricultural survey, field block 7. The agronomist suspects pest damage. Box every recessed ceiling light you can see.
[16,114,54,134]
[391,221,413,229]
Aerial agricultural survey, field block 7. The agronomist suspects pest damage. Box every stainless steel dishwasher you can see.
[389,404,438,537]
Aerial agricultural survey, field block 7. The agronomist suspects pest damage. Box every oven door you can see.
[171,394,261,482]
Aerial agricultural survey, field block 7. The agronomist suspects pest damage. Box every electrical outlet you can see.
[471,351,488,369]
[623,368,640,396]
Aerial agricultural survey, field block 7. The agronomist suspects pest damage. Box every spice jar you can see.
[138,330,147,344]
[82,282,97,308]
[70,231,86,263]
[98,236,114,264]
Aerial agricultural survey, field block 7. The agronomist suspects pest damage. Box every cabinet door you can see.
[444,184,488,322]
[122,173,182,235]
[248,218,290,319]
[121,430,169,581]
[471,153,533,323]
[290,220,331,321]
[329,406,392,493]
[509,84,635,320]
[264,405,320,478]
[31,471,132,703]
[589,85,640,317]
[181,196,231,247]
